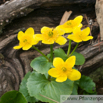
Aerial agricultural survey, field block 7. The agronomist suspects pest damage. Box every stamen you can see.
[62,67,67,72]
[67,22,71,26]
[48,31,53,37]
[23,39,27,42]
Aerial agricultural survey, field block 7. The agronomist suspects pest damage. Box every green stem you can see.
[50,44,53,62]
[69,43,79,57]
[67,40,71,56]
[32,46,49,61]
[48,44,53,81]
[48,75,51,81]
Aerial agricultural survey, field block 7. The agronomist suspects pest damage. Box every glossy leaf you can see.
[79,75,96,93]
[27,71,74,103]
[19,71,37,103]
[71,80,79,95]
[0,90,27,103]
[30,56,52,74]
[72,52,85,65]
[54,48,68,61]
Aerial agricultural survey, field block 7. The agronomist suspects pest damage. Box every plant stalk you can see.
[69,43,79,57]
[50,44,53,62]
[32,46,49,61]
[67,40,71,56]
[48,44,53,81]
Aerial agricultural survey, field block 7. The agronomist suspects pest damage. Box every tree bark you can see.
[95,0,103,40]
[0,0,96,34]
[0,0,99,97]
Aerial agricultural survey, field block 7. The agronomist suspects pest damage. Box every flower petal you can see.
[55,36,67,45]
[67,35,74,40]
[73,15,83,26]
[82,36,93,41]
[55,25,62,30]
[56,25,73,33]
[18,31,25,40]
[73,27,81,35]
[26,35,39,45]
[67,27,82,42]
[65,56,76,68]
[41,26,52,34]
[54,27,65,35]
[34,34,42,41]
[25,27,34,36]
[56,75,67,82]
[64,28,73,33]
[42,40,54,44]
[22,44,32,50]
[48,68,60,77]
[82,27,90,36]
[31,39,39,45]
[13,45,22,49]
[67,35,82,43]
[53,57,64,68]
[78,23,83,28]
[68,69,81,81]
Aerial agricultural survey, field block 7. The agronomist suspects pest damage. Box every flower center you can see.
[65,21,73,28]
[23,39,27,42]
[78,33,83,40]
[62,67,67,72]
[67,22,71,26]
[48,31,53,37]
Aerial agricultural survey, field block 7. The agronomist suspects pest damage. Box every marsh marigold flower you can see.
[13,27,39,50]
[67,27,93,43]
[35,26,67,45]
[56,15,83,33]
[48,56,81,82]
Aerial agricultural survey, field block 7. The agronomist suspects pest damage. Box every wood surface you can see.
[0,0,100,97]
[95,0,103,40]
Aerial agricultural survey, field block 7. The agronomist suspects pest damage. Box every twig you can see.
[84,14,92,36]
[59,11,72,25]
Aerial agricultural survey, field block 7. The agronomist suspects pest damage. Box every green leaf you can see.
[30,56,52,74]
[79,75,96,93]
[19,71,37,103]
[72,52,85,65]
[0,90,27,103]
[53,48,68,61]
[27,72,74,103]
[71,80,79,95]
[47,53,51,59]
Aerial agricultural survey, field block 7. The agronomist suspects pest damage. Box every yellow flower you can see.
[35,26,67,45]
[13,27,39,50]
[67,27,93,43]
[48,56,81,82]
[56,15,83,33]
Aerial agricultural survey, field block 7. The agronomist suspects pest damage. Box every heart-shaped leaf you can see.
[30,56,52,74]
[54,48,68,61]
[79,75,96,93]
[27,72,74,103]
[19,71,38,103]
[72,52,85,65]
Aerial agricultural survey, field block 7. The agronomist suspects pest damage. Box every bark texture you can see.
[0,0,100,97]
[95,0,103,40]
[0,0,96,33]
